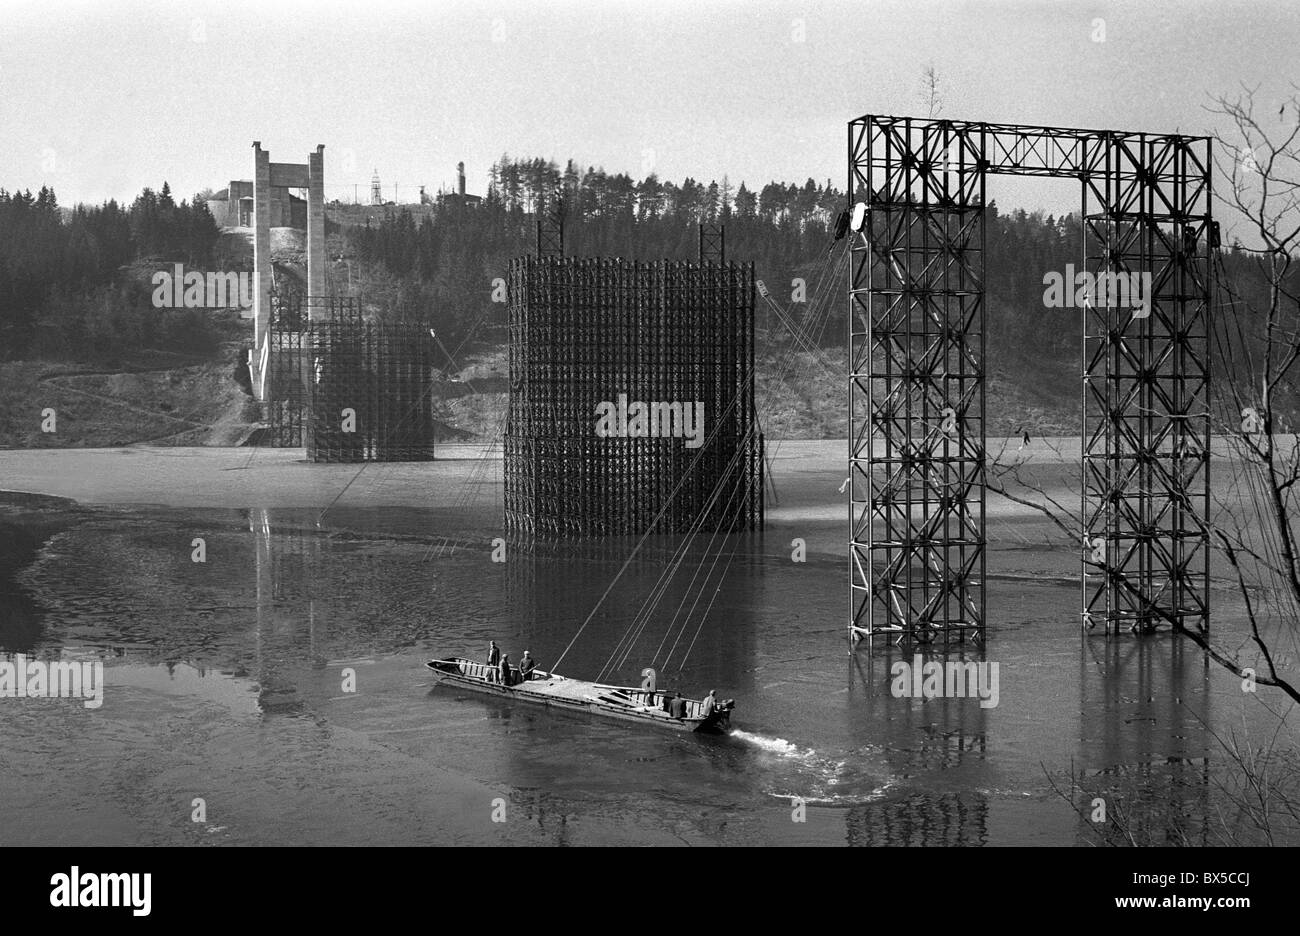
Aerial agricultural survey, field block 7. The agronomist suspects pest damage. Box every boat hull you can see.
[426,658,732,734]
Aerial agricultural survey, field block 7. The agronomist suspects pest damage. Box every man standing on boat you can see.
[486,641,501,682]
[499,653,513,686]
[701,689,718,718]
[519,650,536,681]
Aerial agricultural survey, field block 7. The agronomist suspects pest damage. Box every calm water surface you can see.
[0,494,1292,846]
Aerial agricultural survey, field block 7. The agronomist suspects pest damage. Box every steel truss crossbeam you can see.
[849,116,1212,645]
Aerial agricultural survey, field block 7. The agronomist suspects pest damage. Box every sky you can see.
[2,0,1299,227]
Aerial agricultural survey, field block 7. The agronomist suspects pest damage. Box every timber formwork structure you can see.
[267,296,437,461]
[505,256,763,538]
[849,116,1213,645]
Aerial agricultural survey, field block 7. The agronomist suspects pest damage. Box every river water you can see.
[0,465,1296,846]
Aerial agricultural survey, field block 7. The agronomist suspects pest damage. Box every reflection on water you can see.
[844,648,989,846]
[503,536,760,695]
[1074,636,1213,846]
[0,496,1295,846]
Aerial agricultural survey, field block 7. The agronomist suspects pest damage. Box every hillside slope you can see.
[0,327,1082,449]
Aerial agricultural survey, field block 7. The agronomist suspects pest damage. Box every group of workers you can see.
[481,640,722,721]
[644,687,720,720]
[484,640,537,687]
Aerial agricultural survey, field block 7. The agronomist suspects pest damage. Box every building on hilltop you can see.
[207,179,304,230]
[439,162,483,208]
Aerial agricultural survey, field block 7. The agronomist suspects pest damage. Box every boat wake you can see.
[729,730,895,806]
[729,729,806,757]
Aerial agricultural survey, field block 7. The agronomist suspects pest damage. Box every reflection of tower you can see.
[845,650,990,845]
[504,536,759,697]
[250,508,323,716]
[370,169,382,206]
[1076,638,1212,845]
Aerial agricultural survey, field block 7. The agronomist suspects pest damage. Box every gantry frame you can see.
[849,116,1213,645]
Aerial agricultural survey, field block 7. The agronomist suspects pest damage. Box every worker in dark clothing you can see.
[701,689,718,718]
[668,693,687,719]
[485,641,501,682]
[499,653,513,687]
[519,650,536,681]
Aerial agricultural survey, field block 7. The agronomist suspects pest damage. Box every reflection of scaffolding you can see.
[849,116,1213,645]
[504,536,761,687]
[1075,639,1212,845]
[249,507,321,716]
[847,790,988,847]
[266,296,438,461]
[250,508,320,604]
[504,256,763,538]
[845,703,988,845]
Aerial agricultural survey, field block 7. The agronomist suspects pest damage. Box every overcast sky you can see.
[3,0,1298,221]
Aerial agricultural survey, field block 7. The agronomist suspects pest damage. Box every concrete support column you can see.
[307,144,326,317]
[251,141,272,401]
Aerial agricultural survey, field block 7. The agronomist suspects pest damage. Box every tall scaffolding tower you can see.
[505,256,763,538]
[848,116,1213,645]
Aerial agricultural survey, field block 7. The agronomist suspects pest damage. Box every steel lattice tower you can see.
[848,116,1213,645]
[536,187,565,259]
[699,222,725,263]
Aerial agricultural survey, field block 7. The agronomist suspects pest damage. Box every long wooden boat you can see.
[426,657,733,733]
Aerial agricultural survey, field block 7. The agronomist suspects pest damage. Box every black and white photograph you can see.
[0,0,1295,893]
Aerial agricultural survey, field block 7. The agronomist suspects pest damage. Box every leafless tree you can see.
[918,65,943,120]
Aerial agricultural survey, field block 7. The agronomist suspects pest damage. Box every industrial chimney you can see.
[457,161,466,197]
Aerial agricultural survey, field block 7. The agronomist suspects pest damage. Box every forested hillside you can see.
[2,156,1295,445]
